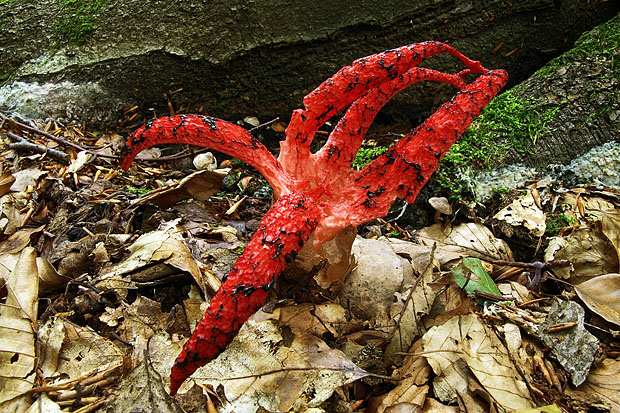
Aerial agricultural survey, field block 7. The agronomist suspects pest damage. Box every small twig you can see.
[0,112,117,160]
[197,366,400,382]
[474,290,513,302]
[7,132,70,162]
[248,117,280,133]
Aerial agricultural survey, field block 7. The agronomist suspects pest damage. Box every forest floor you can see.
[0,112,619,413]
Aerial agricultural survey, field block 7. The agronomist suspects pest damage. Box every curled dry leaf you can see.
[95,222,205,294]
[0,247,38,404]
[577,358,620,412]
[188,319,367,412]
[422,314,534,411]
[387,222,513,272]
[129,169,227,209]
[103,359,184,413]
[493,189,546,239]
[574,273,620,327]
[268,302,358,338]
[372,340,431,413]
[544,226,618,284]
[0,225,44,255]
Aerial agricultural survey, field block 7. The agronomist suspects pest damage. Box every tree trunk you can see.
[1,0,618,127]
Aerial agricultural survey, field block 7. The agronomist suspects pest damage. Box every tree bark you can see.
[1,0,618,127]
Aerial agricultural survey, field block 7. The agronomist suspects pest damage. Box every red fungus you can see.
[120,41,508,395]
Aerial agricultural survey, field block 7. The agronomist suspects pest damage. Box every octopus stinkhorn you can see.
[120,41,508,395]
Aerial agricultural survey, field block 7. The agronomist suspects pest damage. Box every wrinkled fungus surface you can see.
[121,41,508,395]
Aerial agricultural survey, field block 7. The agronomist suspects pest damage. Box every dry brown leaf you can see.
[284,226,356,289]
[130,169,226,209]
[103,359,184,413]
[387,222,513,272]
[598,208,620,263]
[574,273,620,327]
[339,237,413,329]
[0,250,66,293]
[95,222,205,293]
[37,317,66,378]
[100,296,169,342]
[373,340,431,413]
[9,168,47,192]
[51,318,125,381]
[544,226,618,283]
[0,247,39,403]
[422,314,534,411]
[271,302,358,337]
[187,319,367,412]
[577,358,620,412]
[0,170,15,197]
[493,189,546,239]
[422,398,458,412]
[0,193,29,235]
[385,249,437,358]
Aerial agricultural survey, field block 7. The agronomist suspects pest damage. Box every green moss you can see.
[121,185,153,196]
[537,13,619,77]
[54,0,107,43]
[352,146,390,170]
[545,212,575,236]
[435,88,561,199]
[1,70,16,87]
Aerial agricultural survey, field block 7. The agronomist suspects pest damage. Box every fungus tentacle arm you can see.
[307,69,508,245]
[169,191,321,395]
[279,41,484,175]
[120,114,290,195]
[313,67,473,180]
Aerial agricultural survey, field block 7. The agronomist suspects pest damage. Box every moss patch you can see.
[352,146,390,170]
[54,0,107,43]
[435,88,561,199]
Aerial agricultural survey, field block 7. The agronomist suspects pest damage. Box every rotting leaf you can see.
[0,247,38,404]
[188,319,367,412]
[130,169,227,209]
[577,358,620,412]
[544,225,618,284]
[422,314,534,411]
[452,257,502,299]
[574,273,620,327]
[103,358,184,413]
[387,222,513,272]
[493,188,546,239]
